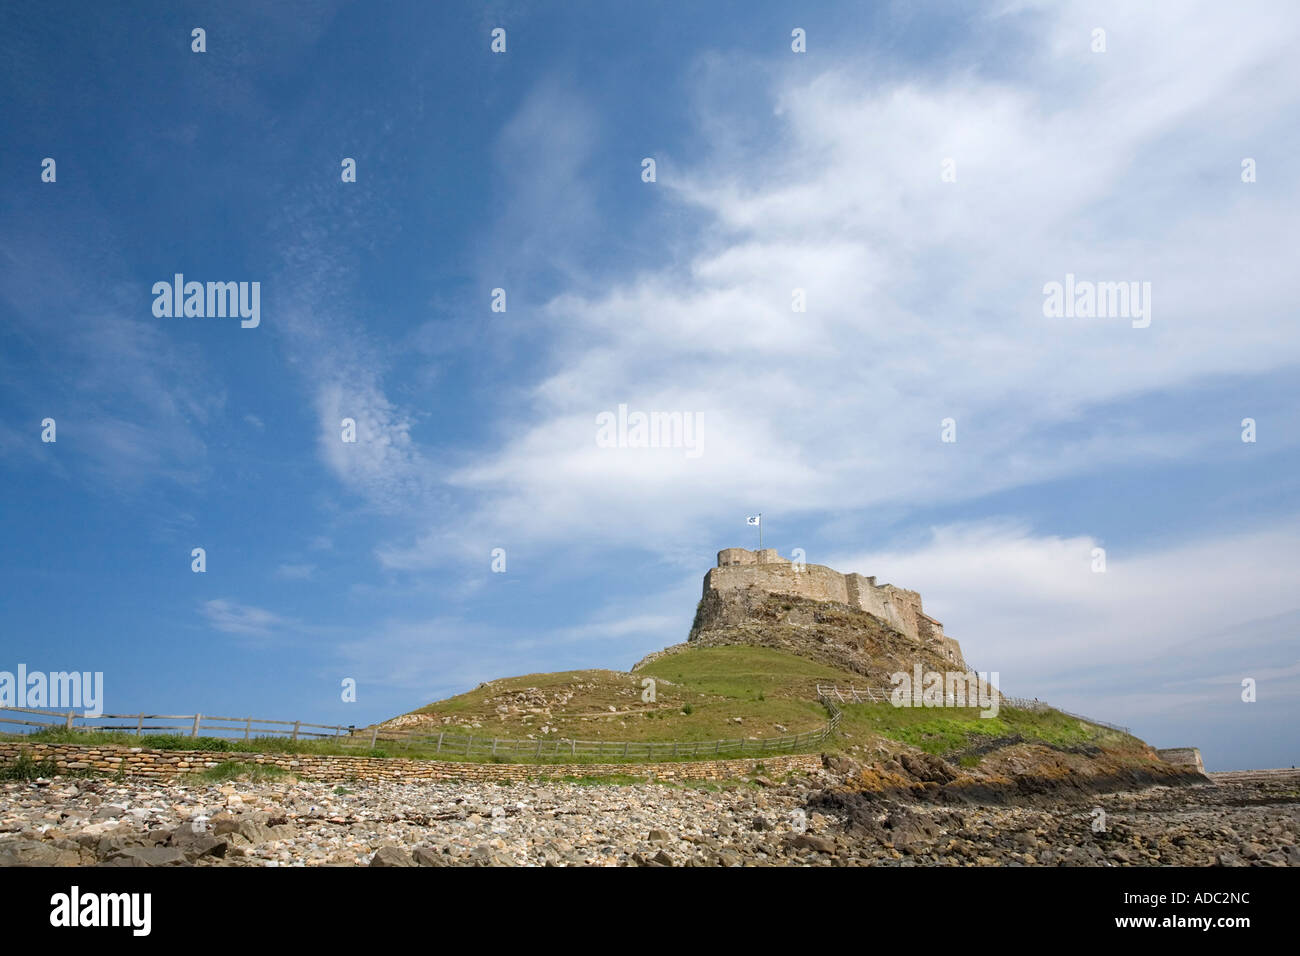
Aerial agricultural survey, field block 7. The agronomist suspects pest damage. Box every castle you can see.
[703,548,965,666]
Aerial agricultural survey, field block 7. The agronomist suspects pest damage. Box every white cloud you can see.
[314,379,431,513]
[275,563,316,580]
[826,518,1300,702]
[388,0,1300,561]
[200,599,297,639]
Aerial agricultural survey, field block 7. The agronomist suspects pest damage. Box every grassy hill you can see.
[9,644,1156,783]
[6,592,1161,783]
[390,645,854,743]
[385,643,1142,772]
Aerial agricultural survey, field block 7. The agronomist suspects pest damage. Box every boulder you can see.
[369,846,415,867]
[104,846,189,867]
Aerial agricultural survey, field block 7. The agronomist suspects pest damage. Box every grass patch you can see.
[4,727,394,759]
[536,773,651,786]
[0,751,58,781]
[193,761,289,783]
[835,701,1131,757]
[531,773,756,790]
[0,750,103,780]
[396,646,854,747]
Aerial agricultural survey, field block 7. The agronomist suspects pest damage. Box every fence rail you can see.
[0,700,844,762]
[0,708,355,742]
[816,683,1003,707]
[0,678,1130,769]
[0,678,1128,766]
[813,684,1130,734]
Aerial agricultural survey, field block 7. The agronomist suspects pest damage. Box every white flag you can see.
[746,515,761,526]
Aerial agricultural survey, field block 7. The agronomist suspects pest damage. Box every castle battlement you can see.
[703,548,963,664]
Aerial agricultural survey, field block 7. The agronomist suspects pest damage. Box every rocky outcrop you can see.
[1157,747,1206,773]
[679,587,959,683]
[703,548,964,664]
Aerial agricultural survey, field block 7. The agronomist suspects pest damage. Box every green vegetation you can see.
[834,700,1134,761]
[531,772,791,790]
[0,646,853,765]
[396,645,859,749]
[0,751,58,781]
[535,773,652,786]
[4,726,391,759]
[1,644,1137,771]
[194,761,289,783]
[0,748,104,780]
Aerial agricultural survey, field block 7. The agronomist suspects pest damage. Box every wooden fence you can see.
[0,707,352,741]
[0,698,845,762]
[0,681,1127,765]
[817,682,1008,708]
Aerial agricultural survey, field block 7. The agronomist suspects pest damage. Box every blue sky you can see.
[2,0,1297,771]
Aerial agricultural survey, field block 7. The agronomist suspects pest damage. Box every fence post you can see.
[136,713,144,736]
[191,713,201,738]
[245,717,252,741]
[65,709,75,731]
[291,720,300,742]
[491,738,498,756]
[436,732,444,753]
[369,727,378,748]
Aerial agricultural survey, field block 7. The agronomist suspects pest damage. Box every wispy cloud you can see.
[0,232,222,493]
[200,599,299,640]
[275,563,316,580]
[377,0,1300,563]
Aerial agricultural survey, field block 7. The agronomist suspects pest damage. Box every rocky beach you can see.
[2,767,1295,868]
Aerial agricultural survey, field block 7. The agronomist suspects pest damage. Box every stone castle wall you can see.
[703,548,963,664]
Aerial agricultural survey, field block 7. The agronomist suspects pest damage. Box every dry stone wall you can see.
[0,741,820,783]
